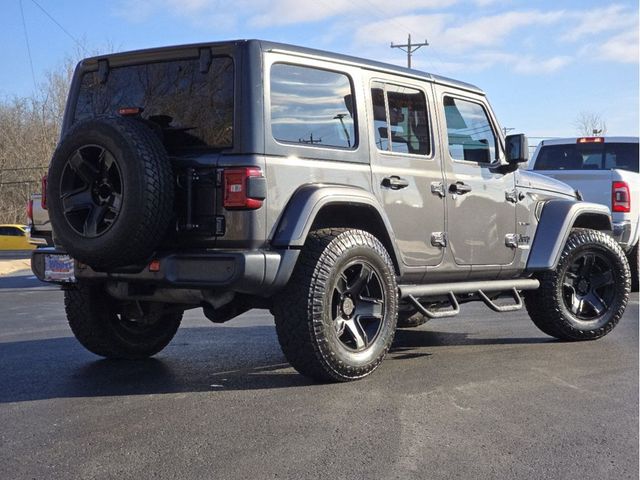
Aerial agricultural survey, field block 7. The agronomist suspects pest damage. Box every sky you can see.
[1,0,638,140]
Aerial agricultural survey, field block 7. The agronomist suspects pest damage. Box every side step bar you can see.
[399,279,540,298]
[407,292,460,319]
[398,278,540,319]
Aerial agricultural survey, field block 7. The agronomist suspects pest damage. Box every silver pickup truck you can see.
[528,136,639,290]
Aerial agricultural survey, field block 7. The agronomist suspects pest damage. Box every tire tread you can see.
[273,228,397,382]
[65,283,182,359]
[49,116,174,269]
[524,228,630,341]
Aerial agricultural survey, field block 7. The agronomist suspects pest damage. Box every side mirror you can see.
[505,134,529,164]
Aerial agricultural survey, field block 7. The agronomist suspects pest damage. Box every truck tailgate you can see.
[537,170,612,207]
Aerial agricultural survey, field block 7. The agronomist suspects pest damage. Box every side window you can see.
[270,64,356,149]
[604,143,639,171]
[371,82,430,155]
[372,83,389,151]
[444,97,496,163]
[0,227,22,236]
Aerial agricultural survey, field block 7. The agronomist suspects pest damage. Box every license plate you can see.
[44,254,76,282]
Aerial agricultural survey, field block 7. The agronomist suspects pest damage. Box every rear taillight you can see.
[41,175,48,210]
[27,199,33,222]
[612,181,630,212]
[577,137,604,144]
[223,167,266,210]
[117,106,144,116]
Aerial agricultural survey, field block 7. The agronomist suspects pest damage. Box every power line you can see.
[391,34,429,69]
[0,180,40,186]
[18,0,38,93]
[355,0,446,71]
[0,166,48,172]
[29,0,88,54]
[295,0,443,72]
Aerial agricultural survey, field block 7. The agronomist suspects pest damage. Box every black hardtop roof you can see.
[81,39,483,95]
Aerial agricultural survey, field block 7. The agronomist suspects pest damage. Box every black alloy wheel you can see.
[273,228,398,382]
[561,251,616,320]
[524,228,630,341]
[60,145,123,238]
[331,261,385,352]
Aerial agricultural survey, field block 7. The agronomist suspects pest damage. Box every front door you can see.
[369,79,445,267]
[439,95,516,266]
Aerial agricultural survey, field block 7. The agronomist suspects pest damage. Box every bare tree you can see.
[0,58,75,223]
[574,111,608,136]
[0,42,118,223]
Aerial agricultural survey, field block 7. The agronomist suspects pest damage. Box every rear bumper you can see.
[31,248,299,296]
[28,236,50,246]
[612,220,633,250]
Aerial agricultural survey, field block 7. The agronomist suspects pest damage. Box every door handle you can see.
[449,182,472,195]
[382,176,410,190]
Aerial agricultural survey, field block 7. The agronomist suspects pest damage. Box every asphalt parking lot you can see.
[0,271,637,480]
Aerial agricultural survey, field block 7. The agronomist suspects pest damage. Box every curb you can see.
[0,259,32,276]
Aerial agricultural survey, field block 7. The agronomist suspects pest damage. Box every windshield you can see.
[533,142,638,172]
[74,56,234,151]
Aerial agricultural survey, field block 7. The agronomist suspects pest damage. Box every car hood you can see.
[516,170,576,198]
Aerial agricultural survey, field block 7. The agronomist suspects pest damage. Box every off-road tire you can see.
[48,116,174,269]
[397,310,429,328]
[65,283,182,359]
[273,228,398,382]
[524,228,630,341]
[628,243,638,292]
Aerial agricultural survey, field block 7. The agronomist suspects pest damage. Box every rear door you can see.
[437,93,516,266]
[368,77,445,267]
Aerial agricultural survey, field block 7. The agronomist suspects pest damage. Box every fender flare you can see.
[526,199,612,271]
[271,184,402,271]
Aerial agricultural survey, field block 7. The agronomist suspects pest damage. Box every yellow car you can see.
[0,225,36,251]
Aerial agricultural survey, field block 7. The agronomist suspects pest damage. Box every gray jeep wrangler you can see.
[32,40,631,382]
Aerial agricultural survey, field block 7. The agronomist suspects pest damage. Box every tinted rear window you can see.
[534,142,639,172]
[0,227,24,236]
[74,57,234,151]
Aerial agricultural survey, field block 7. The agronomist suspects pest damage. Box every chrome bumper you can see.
[612,220,632,249]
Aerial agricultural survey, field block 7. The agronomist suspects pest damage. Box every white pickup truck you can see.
[26,192,53,247]
[528,136,639,290]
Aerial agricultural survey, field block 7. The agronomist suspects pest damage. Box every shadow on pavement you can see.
[0,325,309,403]
[0,250,32,259]
[0,273,50,290]
[0,323,554,403]
[393,327,553,349]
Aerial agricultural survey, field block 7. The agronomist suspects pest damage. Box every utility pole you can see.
[503,127,515,136]
[390,34,429,69]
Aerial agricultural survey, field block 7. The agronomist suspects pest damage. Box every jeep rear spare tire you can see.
[47,116,174,269]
